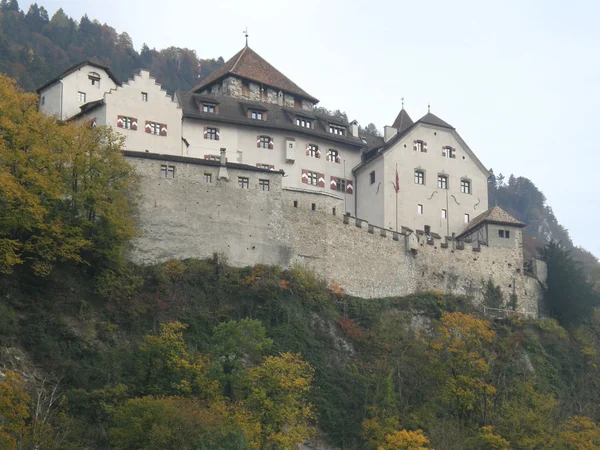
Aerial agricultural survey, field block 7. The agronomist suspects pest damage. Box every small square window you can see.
[461,179,472,194]
[442,209,447,219]
[203,103,216,113]
[251,111,263,120]
[506,230,511,239]
[370,171,375,184]
[78,91,86,103]
[160,165,175,179]
[418,204,424,215]
[204,173,212,184]
[141,92,148,102]
[238,177,249,189]
[437,175,448,189]
[414,140,425,152]
[259,179,270,191]
[499,230,505,238]
[464,213,470,223]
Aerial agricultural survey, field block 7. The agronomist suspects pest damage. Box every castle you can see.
[36,46,546,316]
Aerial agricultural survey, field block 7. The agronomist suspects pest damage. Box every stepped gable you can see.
[191,46,318,103]
[458,206,526,238]
[392,108,414,132]
[36,57,121,93]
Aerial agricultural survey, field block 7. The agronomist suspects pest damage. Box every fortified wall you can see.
[126,152,543,316]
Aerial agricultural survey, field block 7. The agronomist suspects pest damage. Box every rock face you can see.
[126,155,544,316]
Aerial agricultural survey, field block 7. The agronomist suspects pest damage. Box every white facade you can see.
[356,122,490,236]
[38,63,117,120]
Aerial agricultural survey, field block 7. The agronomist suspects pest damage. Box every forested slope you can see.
[0,0,223,93]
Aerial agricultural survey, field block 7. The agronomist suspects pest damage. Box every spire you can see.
[243,27,249,47]
[392,103,414,132]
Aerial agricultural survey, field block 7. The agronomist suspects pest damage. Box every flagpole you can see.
[343,159,347,215]
[395,163,398,233]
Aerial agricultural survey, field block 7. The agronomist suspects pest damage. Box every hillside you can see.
[0,1,223,93]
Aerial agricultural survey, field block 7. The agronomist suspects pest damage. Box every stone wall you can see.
[127,155,542,315]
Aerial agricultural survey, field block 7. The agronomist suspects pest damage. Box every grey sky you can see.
[20,0,600,257]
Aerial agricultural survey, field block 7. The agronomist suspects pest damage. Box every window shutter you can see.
[317,173,325,188]
[346,180,354,194]
[91,118,97,128]
[306,144,310,156]
[268,138,274,150]
[204,155,210,160]
[442,147,447,157]
[451,148,456,159]
[257,136,261,148]
[269,164,275,170]
[336,154,341,164]
[316,149,321,159]
[215,129,220,141]
[117,115,123,128]
[301,169,308,184]
[423,142,428,153]
[330,176,337,190]
[160,124,167,136]
[145,121,151,134]
[413,141,417,151]
[203,127,208,139]
[131,117,138,131]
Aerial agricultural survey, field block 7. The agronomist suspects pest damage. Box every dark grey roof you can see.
[176,92,365,149]
[419,112,454,129]
[191,46,318,103]
[36,57,121,93]
[457,206,526,239]
[122,150,285,175]
[68,99,105,121]
[359,133,385,149]
[392,108,414,132]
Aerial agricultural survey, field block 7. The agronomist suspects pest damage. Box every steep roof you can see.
[392,108,414,132]
[457,206,526,238]
[190,46,319,103]
[418,111,454,129]
[36,57,121,93]
[177,92,364,148]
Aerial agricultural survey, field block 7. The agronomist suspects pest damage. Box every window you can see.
[148,122,162,135]
[294,200,298,208]
[307,144,318,158]
[202,103,216,113]
[206,155,220,161]
[461,179,472,194]
[418,204,424,215]
[464,213,470,223]
[257,163,271,169]
[307,171,318,185]
[258,136,270,149]
[443,146,454,158]
[442,209,447,219]
[251,111,263,120]
[259,179,270,191]
[414,140,426,152]
[141,92,148,102]
[41,96,45,106]
[311,203,316,211]
[329,124,345,135]
[327,149,339,162]
[204,173,212,184]
[122,116,133,129]
[414,170,425,185]
[88,72,100,87]
[335,178,347,192]
[424,225,431,235]
[78,91,86,103]
[506,230,511,238]
[370,171,376,184]
[238,177,249,189]
[499,230,511,239]
[160,165,175,179]
[437,175,448,189]
[296,117,312,128]
[205,127,218,140]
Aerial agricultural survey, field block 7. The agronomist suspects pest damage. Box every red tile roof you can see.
[191,46,318,103]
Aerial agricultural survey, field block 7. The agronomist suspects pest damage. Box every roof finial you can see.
[243,27,249,47]
[401,97,404,109]
[428,104,430,113]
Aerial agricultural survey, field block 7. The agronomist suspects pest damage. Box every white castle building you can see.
[36,45,544,314]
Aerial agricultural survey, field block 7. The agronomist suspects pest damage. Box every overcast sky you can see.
[20,0,600,258]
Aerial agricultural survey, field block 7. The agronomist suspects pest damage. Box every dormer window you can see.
[296,117,312,128]
[88,72,100,88]
[202,103,216,113]
[329,124,345,136]
[251,110,263,120]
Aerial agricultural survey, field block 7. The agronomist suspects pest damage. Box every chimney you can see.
[277,90,284,107]
[384,125,398,143]
[349,120,359,137]
[218,148,229,181]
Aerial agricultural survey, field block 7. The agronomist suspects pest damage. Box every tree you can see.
[540,241,600,325]
[0,371,30,448]
[483,279,504,309]
[465,426,511,450]
[0,74,137,276]
[554,416,600,450]
[360,122,381,137]
[242,352,315,449]
[378,429,432,450]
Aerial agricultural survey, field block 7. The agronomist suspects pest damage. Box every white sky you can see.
[21,0,600,258]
